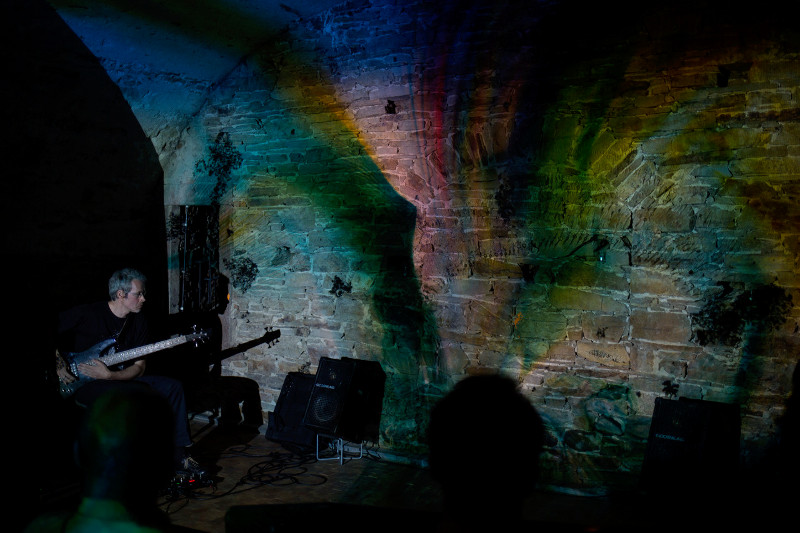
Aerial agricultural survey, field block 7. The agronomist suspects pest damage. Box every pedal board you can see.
[167,471,215,493]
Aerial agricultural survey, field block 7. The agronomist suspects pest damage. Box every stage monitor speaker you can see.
[303,357,386,443]
[640,397,740,492]
[265,372,316,450]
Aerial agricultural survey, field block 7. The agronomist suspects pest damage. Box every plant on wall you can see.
[223,254,259,294]
[195,131,244,205]
[192,132,245,302]
[692,282,792,346]
[330,275,352,297]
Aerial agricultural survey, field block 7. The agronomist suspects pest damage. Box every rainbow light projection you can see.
[518,14,799,408]
[51,0,799,483]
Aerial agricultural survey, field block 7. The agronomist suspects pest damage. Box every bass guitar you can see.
[217,327,281,362]
[58,329,209,399]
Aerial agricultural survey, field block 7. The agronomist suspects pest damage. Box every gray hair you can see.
[108,268,147,300]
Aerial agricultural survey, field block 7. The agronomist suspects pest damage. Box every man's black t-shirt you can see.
[57,301,150,364]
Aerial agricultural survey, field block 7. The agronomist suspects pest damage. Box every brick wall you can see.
[102,1,799,490]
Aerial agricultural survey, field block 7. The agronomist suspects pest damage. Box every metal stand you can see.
[315,434,364,464]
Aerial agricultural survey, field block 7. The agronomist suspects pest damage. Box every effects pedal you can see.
[169,470,214,492]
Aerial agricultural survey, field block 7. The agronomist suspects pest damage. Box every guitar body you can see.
[58,338,118,398]
[57,330,210,399]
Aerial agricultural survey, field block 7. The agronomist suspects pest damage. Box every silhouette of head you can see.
[76,386,175,509]
[428,373,544,526]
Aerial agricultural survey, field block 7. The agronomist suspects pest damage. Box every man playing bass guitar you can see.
[55,267,207,479]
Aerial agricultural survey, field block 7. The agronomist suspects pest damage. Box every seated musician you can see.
[54,267,206,478]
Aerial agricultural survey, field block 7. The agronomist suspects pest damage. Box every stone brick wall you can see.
[99,1,799,490]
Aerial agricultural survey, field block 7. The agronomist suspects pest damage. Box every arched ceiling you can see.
[46,0,344,85]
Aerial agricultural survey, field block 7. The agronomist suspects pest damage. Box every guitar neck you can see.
[218,329,280,361]
[104,335,194,366]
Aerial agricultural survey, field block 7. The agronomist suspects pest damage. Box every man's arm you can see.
[78,359,146,380]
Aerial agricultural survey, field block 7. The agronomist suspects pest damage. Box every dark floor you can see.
[161,419,639,532]
[30,416,631,533]
[29,416,789,533]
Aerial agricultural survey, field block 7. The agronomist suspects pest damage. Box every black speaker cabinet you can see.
[303,357,386,443]
[265,372,316,449]
[640,397,740,492]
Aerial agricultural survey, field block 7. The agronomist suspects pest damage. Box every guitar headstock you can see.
[189,326,211,347]
[264,327,281,347]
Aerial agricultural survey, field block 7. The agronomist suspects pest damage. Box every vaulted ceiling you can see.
[49,1,341,74]
[43,0,344,116]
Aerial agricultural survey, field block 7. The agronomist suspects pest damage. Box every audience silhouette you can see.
[427,373,544,532]
[26,387,198,532]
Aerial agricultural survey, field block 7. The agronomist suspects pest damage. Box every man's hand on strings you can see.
[55,350,76,384]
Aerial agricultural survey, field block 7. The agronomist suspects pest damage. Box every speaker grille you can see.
[303,358,355,434]
[302,357,386,442]
[309,390,342,424]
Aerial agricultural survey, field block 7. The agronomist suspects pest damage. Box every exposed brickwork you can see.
[91,1,800,490]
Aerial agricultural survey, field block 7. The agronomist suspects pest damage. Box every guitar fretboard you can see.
[103,334,198,366]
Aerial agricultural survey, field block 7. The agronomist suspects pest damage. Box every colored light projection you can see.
[53,0,441,446]
[411,3,798,481]
[511,8,799,403]
[52,0,799,484]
